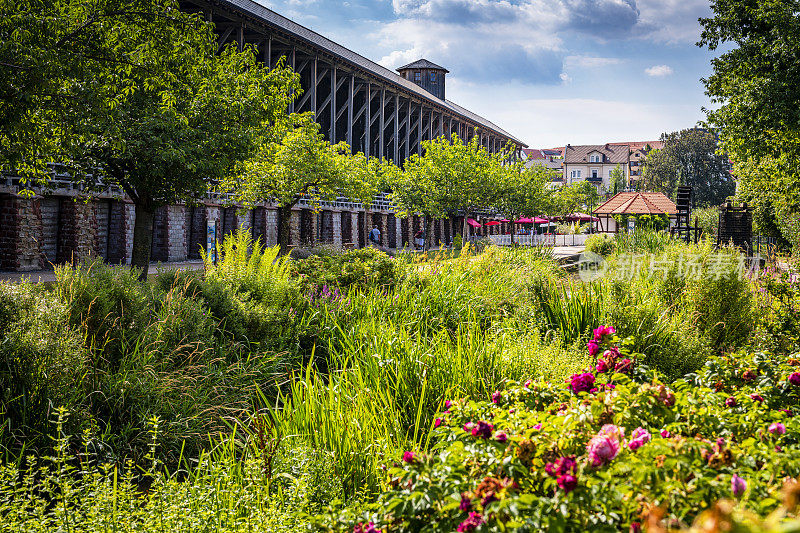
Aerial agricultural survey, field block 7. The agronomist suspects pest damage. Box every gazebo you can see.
[593,192,677,233]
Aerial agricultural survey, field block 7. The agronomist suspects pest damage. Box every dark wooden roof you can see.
[397,59,449,73]
[213,0,523,145]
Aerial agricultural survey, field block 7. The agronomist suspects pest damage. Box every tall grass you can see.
[614,229,675,254]
[532,279,603,344]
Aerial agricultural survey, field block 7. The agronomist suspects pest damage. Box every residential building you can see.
[609,141,663,186]
[563,144,630,193]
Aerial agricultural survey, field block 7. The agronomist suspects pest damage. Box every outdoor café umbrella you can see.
[466,218,481,228]
[567,212,599,222]
[485,221,501,226]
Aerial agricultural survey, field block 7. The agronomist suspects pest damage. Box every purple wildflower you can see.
[457,512,485,532]
[769,422,786,435]
[731,474,747,497]
[471,421,494,439]
[569,372,596,394]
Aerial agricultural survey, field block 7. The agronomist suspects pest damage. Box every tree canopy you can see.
[640,129,734,208]
[229,116,384,253]
[390,134,510,247]
[2,0,299,275]
[698,0,800,249]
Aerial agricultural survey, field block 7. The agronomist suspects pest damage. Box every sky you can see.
[256,0,717,148]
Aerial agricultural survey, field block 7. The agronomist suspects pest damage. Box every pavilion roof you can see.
[594,192,677,215]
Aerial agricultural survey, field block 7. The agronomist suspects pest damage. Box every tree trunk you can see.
[278,204,293,256]
[131,203,154,282]
[510,220,516,246]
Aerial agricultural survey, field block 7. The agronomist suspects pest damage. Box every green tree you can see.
[698,0,800,249]
[493,164,555,245]
[641,128,734,207]
[230,116,383,254]
[609,165,626,195]
[552,181,600,220]
[1,0,298,277]
[391,134,508,249]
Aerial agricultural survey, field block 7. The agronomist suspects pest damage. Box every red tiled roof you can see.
[522,148,546,159]
[608,141,663,151]
[594,192,677,215]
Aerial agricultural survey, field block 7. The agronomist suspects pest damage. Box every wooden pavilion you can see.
[593,192,677,233]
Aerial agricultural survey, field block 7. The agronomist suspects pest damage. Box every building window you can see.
[589,154,601,163]
[414,72,421,82]
[591,169,599,178]
[430,72,437,82]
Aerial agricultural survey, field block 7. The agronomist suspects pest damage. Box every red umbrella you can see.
[515,217,535,224]
[466,218,481,228]
[533,217,549,224]
[567,212,599,222]
[485,221,501,226]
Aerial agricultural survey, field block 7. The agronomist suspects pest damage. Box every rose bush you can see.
[322,328,800,532]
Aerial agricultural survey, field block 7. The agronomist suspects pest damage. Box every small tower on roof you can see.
[397,59,449,101]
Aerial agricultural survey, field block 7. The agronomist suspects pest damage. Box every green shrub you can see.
[585,233,615,256]
[693,206,719,239]
[453,233,463,250]
[323,335,800,533]
[291,247,399,293]
[54,260,154,370]
[614,228,674,254]
[0,283,87,452]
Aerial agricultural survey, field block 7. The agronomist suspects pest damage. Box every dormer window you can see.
[414,72,421,82]
[430,72,437,82]
[589,154,601,163]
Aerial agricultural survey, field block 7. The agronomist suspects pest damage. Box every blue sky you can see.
[257,0,716,148]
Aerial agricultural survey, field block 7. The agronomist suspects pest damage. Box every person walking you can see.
[414,228,425,250]
[369,225,381,247]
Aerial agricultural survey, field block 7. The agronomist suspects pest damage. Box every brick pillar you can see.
[0,194,44,271]
[150,206,169,263]
[252,207,266,246]
[396,217,402,248]
[264,208,278,247]
[186,205,206,260]
[166,205,187,262]
[332,210,342,246]
[290,209,301,246]
[107,200,130,264]
[350,212,363,248]
[235,208,252,236]
[58,198,97,265]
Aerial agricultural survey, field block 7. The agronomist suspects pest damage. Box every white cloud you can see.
[560,72,572,84]
[446,91,704,147]
[635,0,711,43]
[565,55,624,68]
[645,64,674,77]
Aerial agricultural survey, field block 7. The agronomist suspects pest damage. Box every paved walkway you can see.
[0,245,585,283]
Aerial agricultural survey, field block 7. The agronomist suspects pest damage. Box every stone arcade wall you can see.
[0,189,469,272]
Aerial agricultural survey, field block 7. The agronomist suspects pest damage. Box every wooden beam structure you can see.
[178,0,525,165]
